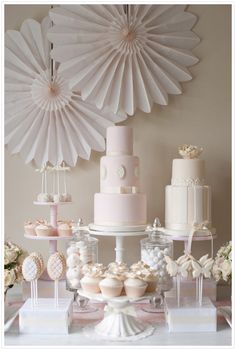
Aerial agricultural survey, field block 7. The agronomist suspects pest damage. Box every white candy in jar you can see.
[66,253,80,268]
[66,266,81,280]
[66,245,78,256]
[69,278,80,289]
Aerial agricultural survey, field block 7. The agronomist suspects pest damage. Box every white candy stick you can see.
[52,171,55,194]
[57,171,59,194]
[199,274,203,306]
[196,277,199,301]
[54,280,59,307]
[63,168,66,193]
[176,274,181,307]
[35,280,38,305]
[45,170,47,193]
[41,172,44,194]
[30,282,33,307]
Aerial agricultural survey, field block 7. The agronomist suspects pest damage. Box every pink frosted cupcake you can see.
[35,223,54,236]
[130,262,158,293]
[58,222,72,237]
[81,264,106,294]
[124,272,147,298]
[24,220,36,236]
[99,272,124,297]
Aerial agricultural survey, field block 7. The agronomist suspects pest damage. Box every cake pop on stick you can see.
[165,254,191,307]
[22,254,42,306]
[47,252,66,306]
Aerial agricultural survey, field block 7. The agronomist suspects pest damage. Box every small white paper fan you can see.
[5,16,127,167]
[48,5,200,115]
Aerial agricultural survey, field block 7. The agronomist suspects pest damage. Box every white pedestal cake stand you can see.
[24,201,72,280]
[78,289,155,340]
[88,224,148,262]
[159,227,217,255]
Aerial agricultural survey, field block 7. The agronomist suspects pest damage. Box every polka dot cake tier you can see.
[94,126,147,228]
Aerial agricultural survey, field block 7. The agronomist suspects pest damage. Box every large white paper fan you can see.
[5,17,127,167]
[48,5,200,115]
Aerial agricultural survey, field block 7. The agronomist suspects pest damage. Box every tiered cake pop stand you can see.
[88,224,148,262]
[24,201,72,280]
[78,289,155,340]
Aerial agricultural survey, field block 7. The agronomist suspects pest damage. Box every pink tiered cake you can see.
[94,126,147,227]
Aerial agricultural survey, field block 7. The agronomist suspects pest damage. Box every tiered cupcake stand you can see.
[24,201,72,280]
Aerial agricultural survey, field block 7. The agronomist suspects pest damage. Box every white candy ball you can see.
[66,267,81,280]
[157,251,164,259]
[75,241,86,249]
[67,246,78,256]
[153,257,159,263]
[69,278,80,289]
[159,270,165,277]
[66,253,80,268]
[154,247,160,252]
[164,248,170,255]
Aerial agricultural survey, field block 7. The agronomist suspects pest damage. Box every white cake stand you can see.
[159,227,217,255]
[88,223,148,262]
[78,289,155,340]
[24,201,72,280]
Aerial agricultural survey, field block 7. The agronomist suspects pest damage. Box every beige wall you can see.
[5,5,231,265]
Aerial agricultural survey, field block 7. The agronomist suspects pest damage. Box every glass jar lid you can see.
[142,217,172,246]
[72,218,89,239]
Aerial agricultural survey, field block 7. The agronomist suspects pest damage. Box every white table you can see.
[4,286,232,346]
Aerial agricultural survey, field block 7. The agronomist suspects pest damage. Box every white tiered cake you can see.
[165,145,211,234]
[93,126,147,228]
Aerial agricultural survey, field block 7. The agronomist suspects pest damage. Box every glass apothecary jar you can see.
[66,219,98,290]
[141,218,173,291]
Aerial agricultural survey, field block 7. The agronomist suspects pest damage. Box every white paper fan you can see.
[5,16,127,167]
[48,5,200,115]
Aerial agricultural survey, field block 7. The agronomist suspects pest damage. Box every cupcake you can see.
[99,272,124,297]
[130,261,150,272]
[80,263,106,294]
[107,261,128,281]
[140,269,158,293]
[58,222,72,237]
[35,223,54,236]
[24,220,36,236]
[124,272,147,298]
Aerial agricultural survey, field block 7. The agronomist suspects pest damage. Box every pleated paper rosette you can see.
[48,5,200,115]
[5,16,127,167]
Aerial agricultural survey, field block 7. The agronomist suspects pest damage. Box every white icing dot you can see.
[117,165,126,179]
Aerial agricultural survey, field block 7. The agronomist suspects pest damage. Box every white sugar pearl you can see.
[66,253,80,268]
[157,251,164,259]
[67,246,78,256]
[154,247,160,252]
[75,241,86,248]
[66,267,81,280]
[153,257,159,263]
[69,278,80,289]
[164,248,170,255]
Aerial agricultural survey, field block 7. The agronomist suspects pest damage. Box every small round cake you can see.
[24,221,36,236]
[53,194,64,203]
[124,274,147,298]
[58,222,72,237]
[35,223,53,236]
[99,272,124,297]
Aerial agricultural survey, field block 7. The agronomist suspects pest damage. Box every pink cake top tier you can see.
[106,126,133,156]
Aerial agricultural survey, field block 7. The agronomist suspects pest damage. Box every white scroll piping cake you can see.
[94,126,147,227]
[165,145,211,232]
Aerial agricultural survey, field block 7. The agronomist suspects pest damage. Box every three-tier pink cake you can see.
[94,126,147,227]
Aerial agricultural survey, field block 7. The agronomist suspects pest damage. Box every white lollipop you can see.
[22,255,41,306]
[47,252,66,306]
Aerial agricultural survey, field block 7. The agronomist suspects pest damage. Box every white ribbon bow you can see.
[104,304,136,317]
[186,220,213,257]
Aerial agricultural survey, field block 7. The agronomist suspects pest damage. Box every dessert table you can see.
[4,287,232,346]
